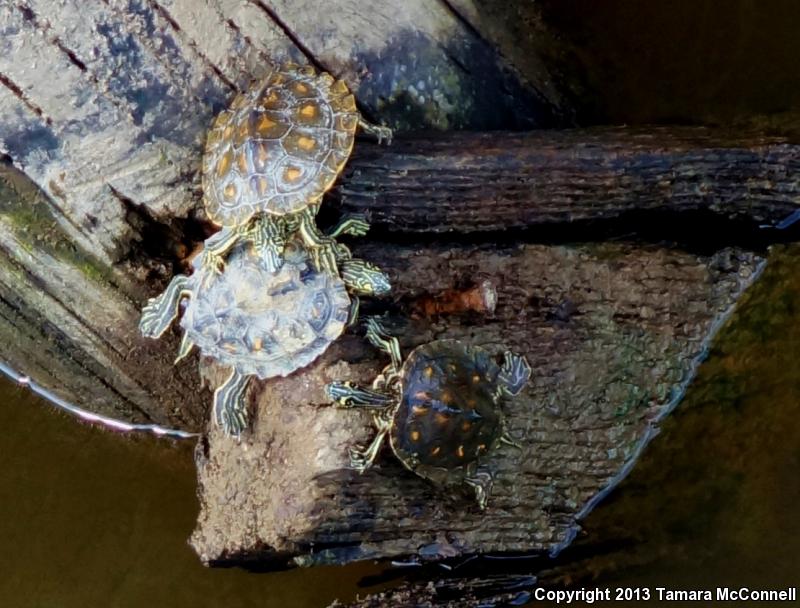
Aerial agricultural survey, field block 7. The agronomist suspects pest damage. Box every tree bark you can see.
[332,128,800,233]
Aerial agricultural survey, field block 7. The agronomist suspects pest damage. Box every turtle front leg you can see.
[464,470,495,511]
[298,208,339,274]
[139,275,190,338]
[327,380,394,408]
[350,411,393,473]
[364,317,403,374]
[328,214,370,239]
[357,117,393,145]
[213,368,250,437]
[497,351,532,397]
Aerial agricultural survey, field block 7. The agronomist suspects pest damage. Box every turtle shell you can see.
[180,239,350,378]
[202,64,359,226]
[389,341,503,475]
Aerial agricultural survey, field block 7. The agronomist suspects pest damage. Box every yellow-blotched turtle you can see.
[201,62,392,275]
[327,319,531,509]
[139,236,390,436]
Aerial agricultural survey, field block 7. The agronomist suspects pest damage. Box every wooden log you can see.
[332,128,800,233]
[189,239,764,566]
[0,0,569,265]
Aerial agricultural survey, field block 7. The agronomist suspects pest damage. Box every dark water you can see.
[3,2,800,607]
[0,388,387,607]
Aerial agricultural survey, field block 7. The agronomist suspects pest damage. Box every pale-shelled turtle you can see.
[140,237,390,436]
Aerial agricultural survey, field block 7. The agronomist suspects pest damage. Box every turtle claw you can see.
[498,351,531,397]
[348,446,370,473]
[357,117,393,145]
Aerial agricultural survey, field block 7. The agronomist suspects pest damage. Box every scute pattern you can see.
[203,64,360,225]
[180,240,350,378]
[391,341,503,471]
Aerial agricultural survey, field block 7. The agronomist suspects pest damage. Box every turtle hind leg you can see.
[364,317,402,372]
[139,275,190,338]
[357,117,393,145]
[213,369,250,437]
[350,412,393,473]
[497,351,532,396]
[297,207,339,274]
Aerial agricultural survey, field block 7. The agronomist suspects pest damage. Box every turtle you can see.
[327,318,531,509]
[139,235,390,437]
[200,62,392,276]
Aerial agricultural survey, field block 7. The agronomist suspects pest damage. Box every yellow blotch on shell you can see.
[410,430,420,442]
[236,151,248,173]
[257,115,277,135]
[293,82,310,94]
[252,338,263,351]
[331,79,348,95]
[457,445,465,458]
[299,103,317,119]
[223,183,237,199]
[284,166,303,182]
[297,136,316,151]
[216,151,232,178]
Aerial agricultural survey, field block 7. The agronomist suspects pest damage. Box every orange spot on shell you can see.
[340,94,356,111]
[457,445,465,458]
[285,166,302,182]
[472,374,481,383]
[477,444,487,452]
[297,136,316,151]
[252,338,263,351]
[461,421,472,432]
[216,152,232,178]
[431,446,441,456]
[299,104,317,118]
[257,115,277,135]
[236,151,248,173]
[423,367,433,379]
[331,79,348,94]
[434,412,449,426]
[223,183,237,199]
[410,430,420,442]
[293,82,309,94]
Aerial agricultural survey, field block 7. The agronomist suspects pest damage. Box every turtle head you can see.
[341,259,391,296]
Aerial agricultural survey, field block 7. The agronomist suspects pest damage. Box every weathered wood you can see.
[333,574,538,608]
[333,128,800,233]
[0,161,206,428]
[190,240,764,566]
[0,0,568,265]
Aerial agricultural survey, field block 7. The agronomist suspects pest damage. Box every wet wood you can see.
[334,128,800,233]
[190,240,764,566]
